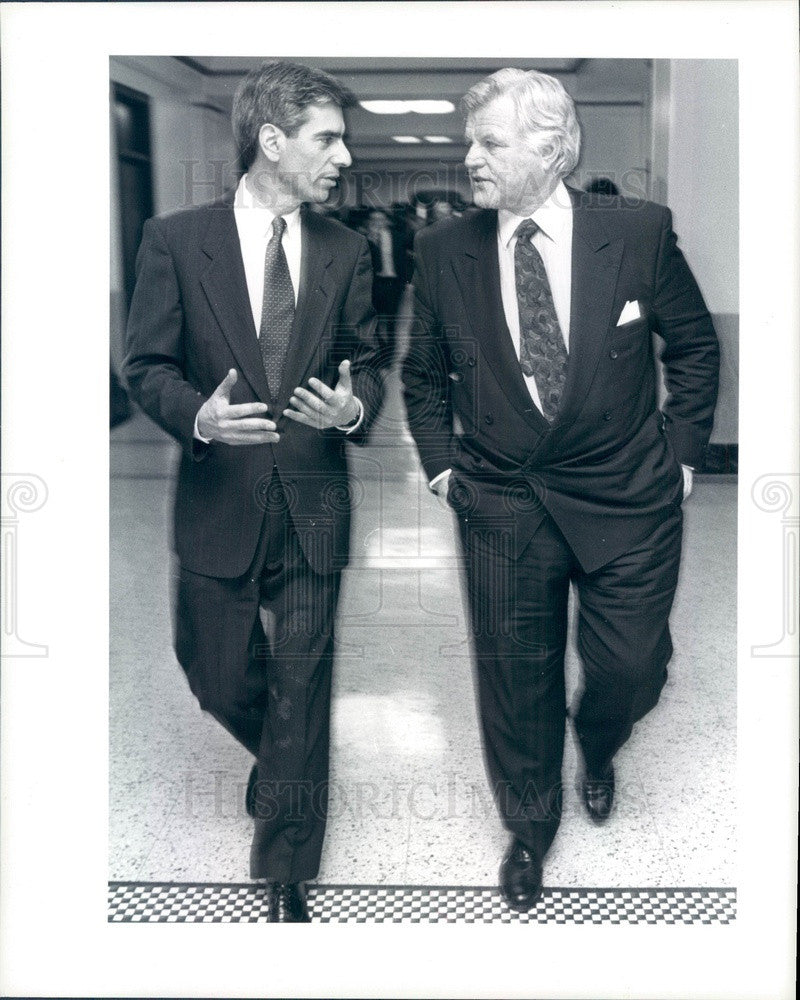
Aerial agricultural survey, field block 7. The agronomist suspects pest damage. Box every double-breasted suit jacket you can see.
[403,189,720,572]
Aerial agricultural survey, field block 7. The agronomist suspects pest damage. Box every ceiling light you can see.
[409,101,456,114]
[361,100,455,115]
[392,136,423,144]
[423,136,453,144]
[361,100,412,115]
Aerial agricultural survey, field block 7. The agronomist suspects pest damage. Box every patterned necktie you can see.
[514,218,568,423]
[259,216,295,396]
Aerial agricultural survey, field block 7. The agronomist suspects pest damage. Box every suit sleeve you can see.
[337,236,384,445]
[123,217,209,460]
[401,232,455,482]
[652,207,720,468]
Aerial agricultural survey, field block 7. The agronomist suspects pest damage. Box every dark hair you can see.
[585,177,619,196]
[232,60,355,170]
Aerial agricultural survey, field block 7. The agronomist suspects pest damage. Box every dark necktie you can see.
[514,218,567,423]
[259,216,295,396]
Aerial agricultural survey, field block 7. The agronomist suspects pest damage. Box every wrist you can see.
[341,398,360,426]
[194,408,213,443]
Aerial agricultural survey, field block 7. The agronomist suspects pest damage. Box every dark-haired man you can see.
[403,68,719,910]
[124,60,383,921]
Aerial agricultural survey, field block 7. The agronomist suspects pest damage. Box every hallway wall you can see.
[651,60,739,445]
[109,58,238,366]
[110,57,738,451]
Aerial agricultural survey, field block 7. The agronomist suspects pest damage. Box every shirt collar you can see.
[235,174,302,238]
[498,180,572,249]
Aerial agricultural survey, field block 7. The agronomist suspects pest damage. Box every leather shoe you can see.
[581,764,615,824]
[245,764,257,818]
[499,839,543,911]
[265,882,311,922]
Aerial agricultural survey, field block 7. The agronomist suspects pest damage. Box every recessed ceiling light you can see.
[391,136,423,144]
[410,101,456,114]
[361,100,455,115]
[423,136,454,144]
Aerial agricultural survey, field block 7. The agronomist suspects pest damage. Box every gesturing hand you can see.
[283,359,360,430]
[196,369,280,445]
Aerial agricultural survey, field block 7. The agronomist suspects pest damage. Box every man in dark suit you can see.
[402,69,719,910]
[124,60,383,921]
[364,208,406,355]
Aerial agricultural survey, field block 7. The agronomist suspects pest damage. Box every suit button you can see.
[473,455,483,466]
[484,414,494,425]
[603,411,612,421]
[609,350,618,359]
[467,357,476,367]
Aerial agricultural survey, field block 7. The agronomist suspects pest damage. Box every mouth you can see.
[319,175,339,185]
[469,175,492,185]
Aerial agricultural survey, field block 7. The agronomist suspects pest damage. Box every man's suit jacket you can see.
[124,193,383,579]
[403,189,720,573]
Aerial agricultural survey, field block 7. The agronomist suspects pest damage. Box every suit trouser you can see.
[458,503,683,862]
[175,472,341,882]
[372,275,404,352]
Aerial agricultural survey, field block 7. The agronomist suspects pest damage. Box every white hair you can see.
[462,68,581,179]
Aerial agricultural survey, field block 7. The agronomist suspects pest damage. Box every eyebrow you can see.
[313,129,345,140]
[467,127,502,143]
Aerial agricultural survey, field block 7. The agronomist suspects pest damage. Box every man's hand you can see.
[196,369,279,445]
[430,469,452,508]
[284,359,360,430]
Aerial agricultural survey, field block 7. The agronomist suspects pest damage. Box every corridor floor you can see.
[109,351,737,924]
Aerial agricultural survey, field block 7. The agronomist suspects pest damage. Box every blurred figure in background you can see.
[584,176,620,196]
[365,208,406,356]
[430,198,454,223]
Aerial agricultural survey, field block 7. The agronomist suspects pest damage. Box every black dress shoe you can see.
[265,882,311,922]
[581,764,615,824]
[245,764,257,818]
[499,839,543,912]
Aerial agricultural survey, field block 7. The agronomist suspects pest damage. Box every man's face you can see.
[464,93,554,215]
[278,101,352,207]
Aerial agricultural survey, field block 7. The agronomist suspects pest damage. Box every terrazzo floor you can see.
[110,315,737,896]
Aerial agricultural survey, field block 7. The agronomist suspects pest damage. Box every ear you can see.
[258,123,285,162]
[538,139,559,171]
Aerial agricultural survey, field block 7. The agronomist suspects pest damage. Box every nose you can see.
[464,141,482,170]
[333,139,352,169]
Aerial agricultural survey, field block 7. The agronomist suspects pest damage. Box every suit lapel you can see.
[276,209,336,406]
[556,189,624,427]
[452,211,550,434]
[199,196,272,404]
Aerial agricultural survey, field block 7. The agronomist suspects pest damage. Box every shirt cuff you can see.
[194,412,212,444]
[429,469,452,492]
[336,397,364,434]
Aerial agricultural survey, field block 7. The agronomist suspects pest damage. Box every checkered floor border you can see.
[108,883,736,924]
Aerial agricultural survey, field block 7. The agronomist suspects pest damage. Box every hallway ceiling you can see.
[168,56,650,167]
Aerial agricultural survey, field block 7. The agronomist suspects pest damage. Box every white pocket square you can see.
[616,300,641,325]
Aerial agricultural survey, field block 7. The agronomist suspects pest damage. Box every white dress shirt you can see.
[376,229,397,278]
[497,179,573,412]
[235,174,302,326]
[195,175,362,440]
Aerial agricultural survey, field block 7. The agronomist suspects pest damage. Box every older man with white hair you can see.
[403,69,719,909]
